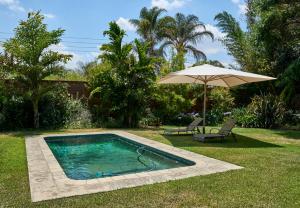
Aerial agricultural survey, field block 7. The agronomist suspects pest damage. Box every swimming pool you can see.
[26,131,242,202]
[45,133,195,180]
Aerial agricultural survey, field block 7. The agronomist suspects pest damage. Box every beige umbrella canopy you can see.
[158,64,276,133]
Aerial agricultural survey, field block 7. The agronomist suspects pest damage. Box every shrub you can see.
[232,94,288,129]
[64,97,92,129]
[232,107,259,128]
[0,94,33,130]
[39,88,68,128]
[139,108,161,127]
[40,87,92,129]
[150,84,194,124]
[206,109,225,126]
[206,87,235,125]
[0,85,92,130]
[248,94,286,128]
[209,87,234,113]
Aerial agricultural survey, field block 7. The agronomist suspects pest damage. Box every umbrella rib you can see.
[221,78,230,87]
[231,75,249,83]
[186,75,205,83]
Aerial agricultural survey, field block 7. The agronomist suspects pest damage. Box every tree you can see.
[193,60,224,68]
[130,7,170,56]
[214,12,248,69]
[160,13,214,70]
[0,12,72,128]
[254,0,300,104]
[215,1,300,106]
[90,22,156,127]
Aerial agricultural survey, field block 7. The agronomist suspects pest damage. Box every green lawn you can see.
[0,127,299,207]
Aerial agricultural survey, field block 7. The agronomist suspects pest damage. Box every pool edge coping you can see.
[25,131,243,202]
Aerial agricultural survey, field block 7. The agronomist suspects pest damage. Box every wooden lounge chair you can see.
[193,118,236,142]
[163,117,203,135]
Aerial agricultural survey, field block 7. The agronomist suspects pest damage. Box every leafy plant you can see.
[89,22,156,127]
[63,97,92,129]
[160,13,214,69]
[130,7,170,56]
[248,94,286,128]
[150,84,195,124]
[232,107,258,128]
[209,87,234,113]
[0,11,72,128]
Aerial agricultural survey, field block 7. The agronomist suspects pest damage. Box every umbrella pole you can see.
[203,81,207,134]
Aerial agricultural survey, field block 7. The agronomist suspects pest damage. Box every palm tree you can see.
[160,13,214,70]
[130,7,170,56]
[214,12,248,69]
[94,22,156,127]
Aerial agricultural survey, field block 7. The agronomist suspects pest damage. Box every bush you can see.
[150,84,197,125]
[232,94,289,129]
[0,94,33,130]
[139,108,161,127]
[40,88,92,129]
[248,94,286,128]
[232,107,258,128]
[64,97,92,129]
[0,85,92,130]
[209,87,234,113]
[206,87,235,125]
[206,109,225,126]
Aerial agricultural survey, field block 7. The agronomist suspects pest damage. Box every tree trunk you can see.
[32,99,39,129]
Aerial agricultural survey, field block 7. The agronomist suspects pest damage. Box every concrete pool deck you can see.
[25,131,243,202]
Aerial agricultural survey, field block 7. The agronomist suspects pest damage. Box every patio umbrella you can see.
[158,64,276,133]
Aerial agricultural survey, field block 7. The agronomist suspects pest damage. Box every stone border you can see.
[25,131,243,202]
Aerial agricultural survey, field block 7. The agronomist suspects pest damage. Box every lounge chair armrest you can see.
[210,128,219,133]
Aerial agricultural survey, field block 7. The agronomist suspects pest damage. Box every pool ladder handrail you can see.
[136,146,156,171]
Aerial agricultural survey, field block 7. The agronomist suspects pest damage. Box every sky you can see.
[0,0,248,69]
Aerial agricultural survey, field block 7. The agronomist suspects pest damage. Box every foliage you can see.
[214,11,249,70]
[232,94,299,129]
[40,88,91,129]
[130,7,170,56]
[0,11,72,128]
[89,22,156,127]
[139,108,161,127]
[0,93,33,130]
[247,94,286,128]
[209,87,235,113]
[231,107,259,128]
[231,94,288,129]
[254,0,300,76]
[46,68,86,81]
[0,85,91,130]
[215,1,300,109]
[203,87,235,125]
[277,58,300,104]
[206,109,225,126]
[63,97,92,129]
[193,60,224,67]
[160,13,214,69]
[150,84,195,124]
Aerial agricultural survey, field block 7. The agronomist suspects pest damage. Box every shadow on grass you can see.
[0,128,86,138]
[272,130,300,140]
[161,133,282,148]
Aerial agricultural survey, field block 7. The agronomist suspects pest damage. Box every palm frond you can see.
[186,45,207,61]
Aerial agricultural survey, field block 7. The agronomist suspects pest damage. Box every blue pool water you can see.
[45,134,194,180]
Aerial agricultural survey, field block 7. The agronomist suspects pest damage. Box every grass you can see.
[0,127,299,207]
